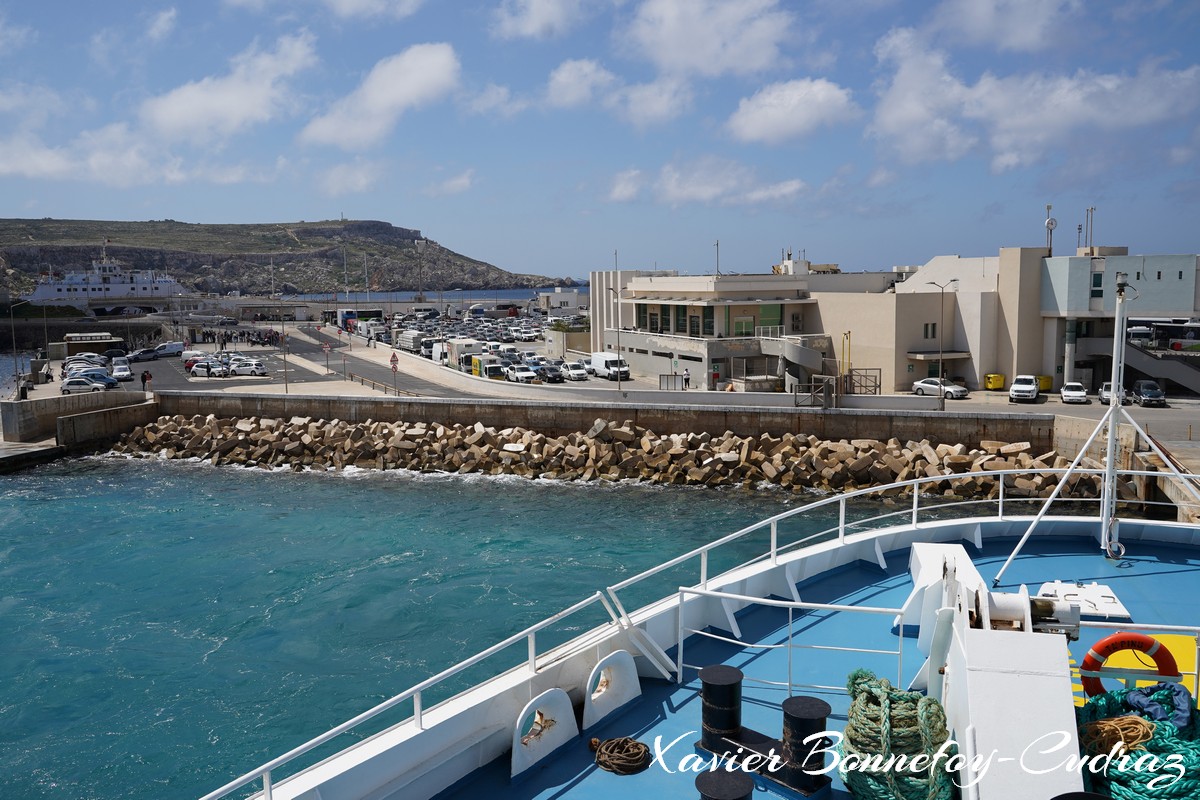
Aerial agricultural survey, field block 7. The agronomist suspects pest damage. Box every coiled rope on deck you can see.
[1076,684,1200,799]
[839,669,957,800]
[590,736,650,775]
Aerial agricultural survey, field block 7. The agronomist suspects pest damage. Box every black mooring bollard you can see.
[696,769,754,800]
[698,664,744,753]
[780,695,833,792]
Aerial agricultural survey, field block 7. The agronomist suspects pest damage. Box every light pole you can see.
[415,239,426,304]
[607,286,623,393]
[926,279,958,411]
[9,299,29,383]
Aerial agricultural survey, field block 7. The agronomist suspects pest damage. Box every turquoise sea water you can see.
[0,455,831,800]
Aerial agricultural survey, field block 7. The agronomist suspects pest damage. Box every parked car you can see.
[1098,382,1128,405]
[65,366,118,387]
[1059,382,1089,404]
[1131,379,1167,407]
[61,376,106,394]
[1008,374,1040,403]
[111,364,134,382]
[190,360,228,378]
[561,362,588,381]
[505,364,538,383]
[536,364,565,383]
[911,378,968,399]
[228,361,267,376]
[128,348,159,362]
[102,348,127,360]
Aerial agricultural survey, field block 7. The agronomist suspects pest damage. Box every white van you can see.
[180,349,206,362]
[154,341,185,357]
[590,352,630,381]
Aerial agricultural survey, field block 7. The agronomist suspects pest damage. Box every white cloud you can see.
[546,59,616,108]
[739,179,805,204]
[75,123,160,186]
[625,0,795,78]
[653,155,803,206]
[301,43,460,149]
[425,169,474,196]
[727,79,860,144]
[321,0,423,18]
[0,134,74,180]
[869,28,976,163]
[320,160,384,195]
[606,78,693,127]
[146,8,178,43]
[930,0,1081,53]
[467,84,529,117]
[140,31,318,145]
[967,65,1200,171]
[0,84,68,129]
[866,167,896,188]
[871,27,1200,171]
[608,168,643,202]
[0,13,34,51]
[493,0,589,39]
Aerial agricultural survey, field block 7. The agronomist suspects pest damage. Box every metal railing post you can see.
[414,691,423,730]
[528,633,537,672]
[838,497,846,542]
[770,520,778,564]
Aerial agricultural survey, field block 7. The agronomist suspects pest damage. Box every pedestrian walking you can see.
[682,368,690,390]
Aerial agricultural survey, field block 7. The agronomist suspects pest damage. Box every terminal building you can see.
[589,245,1200,396]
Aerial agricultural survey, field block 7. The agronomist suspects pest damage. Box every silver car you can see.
[911,378,968,399]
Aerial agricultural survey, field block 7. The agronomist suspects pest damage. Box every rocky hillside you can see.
[0,218,575,296]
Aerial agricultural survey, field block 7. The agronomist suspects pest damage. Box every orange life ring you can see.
[1080,632,1179,696]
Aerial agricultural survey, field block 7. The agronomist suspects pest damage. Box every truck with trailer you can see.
[394,329,426,354]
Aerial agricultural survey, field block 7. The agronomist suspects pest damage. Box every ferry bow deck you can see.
[435,536,1200,800]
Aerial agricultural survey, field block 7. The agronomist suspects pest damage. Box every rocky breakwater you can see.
[111,414,1125,500]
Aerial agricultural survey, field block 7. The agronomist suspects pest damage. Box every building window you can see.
[733,316,754,336]
[689,315,700,336]
[702,307,714,336]
[1091,273,1104,299]
[675,305,687,332]
[923,322,937,339]
[635,303,647,329]
[660,304,670,332]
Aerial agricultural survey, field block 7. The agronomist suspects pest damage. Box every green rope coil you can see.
[1076,686,1200,799]
[839,668,958,800]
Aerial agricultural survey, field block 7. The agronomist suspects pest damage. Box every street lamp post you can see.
[9,299,30,383]
[926,279,958,411]
[415,239,426,304]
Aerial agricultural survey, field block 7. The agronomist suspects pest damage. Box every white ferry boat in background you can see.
[201,274,1200,800]
[22,248,189,311]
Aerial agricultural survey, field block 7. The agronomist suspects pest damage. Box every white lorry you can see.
[590,352,630,381]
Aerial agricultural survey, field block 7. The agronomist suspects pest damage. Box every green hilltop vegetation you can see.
[0,218,574,297]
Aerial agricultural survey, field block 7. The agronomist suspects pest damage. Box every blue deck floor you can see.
[436,536,1200,800]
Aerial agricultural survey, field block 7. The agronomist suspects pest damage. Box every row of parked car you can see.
[60,350,133,394]
[503,356,590,384]
[913,373,1171,407]
[183,350,268,378]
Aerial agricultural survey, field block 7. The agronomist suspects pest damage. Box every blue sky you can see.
[0,1,1198,280]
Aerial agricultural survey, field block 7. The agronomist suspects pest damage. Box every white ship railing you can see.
[202,465,1199,799]
[199,591,619,800]
[603,465,1199,628]
[675,586,906,693]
